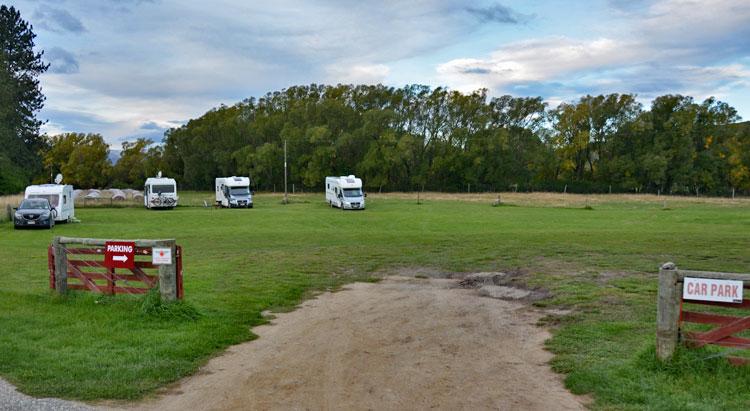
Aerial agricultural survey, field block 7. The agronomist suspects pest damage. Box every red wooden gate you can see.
[679,280,750,365]
[48,243,183,299]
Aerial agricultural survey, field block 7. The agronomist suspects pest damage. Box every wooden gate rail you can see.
[657,263,750,364]
[48,236,183,301]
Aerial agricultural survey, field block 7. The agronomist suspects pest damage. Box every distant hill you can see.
[108,150,121,164]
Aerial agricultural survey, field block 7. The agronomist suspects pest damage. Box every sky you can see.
[8,0,750,147]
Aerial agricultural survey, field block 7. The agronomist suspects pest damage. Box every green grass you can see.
[1,192,749,408]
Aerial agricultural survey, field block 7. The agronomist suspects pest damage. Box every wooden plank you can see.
[107,267,115,295]
[69,259,158,270]
[683,299,750,309]
[682,311,739,325]
[687,316,750,348]
[53,237,68,293]
[129,266,158,287]
[112,286,151,294]
[65,248,105,255]
[177,246,183,299]
[657,263,681,360]
[48,245,55,290]
[113,273,157,284]
[684,332,750,349]
[134,261,158,269]
[67,265,106,292]
[157,240,177,301]
[677,269,750,283]
[58,237,175,247]
[728,357,750,366]
[69,260,107,268]
[67,269,156,284]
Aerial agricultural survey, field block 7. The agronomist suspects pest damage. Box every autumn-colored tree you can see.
[42,133,111,188]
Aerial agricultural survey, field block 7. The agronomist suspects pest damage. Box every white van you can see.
[215,176,253,208]
[144,176,178,209]
[325,175,365,210]
[24,184,75,222]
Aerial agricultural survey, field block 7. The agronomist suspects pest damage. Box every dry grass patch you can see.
[369,191,750,208]
[0,194,23,222]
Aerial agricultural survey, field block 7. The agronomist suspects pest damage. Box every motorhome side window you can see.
[145,185,150,193]
[63,195,66,204]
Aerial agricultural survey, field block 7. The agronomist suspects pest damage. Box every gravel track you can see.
[0,378,92,411]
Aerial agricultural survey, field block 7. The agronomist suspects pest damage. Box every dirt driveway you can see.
[112,276,584,411]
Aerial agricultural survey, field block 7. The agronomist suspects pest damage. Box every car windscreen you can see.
[343,188,362,197]
[152,184,175,194]
[27,194,58,206]
[229,187,250,196]
[20,199,50,209]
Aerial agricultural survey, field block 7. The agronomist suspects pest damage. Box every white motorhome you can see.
[325,175,365,210]
[144,175,178,209]
[24,184,75,222]
[215,176,253,208]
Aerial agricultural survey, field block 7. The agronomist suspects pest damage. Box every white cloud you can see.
[325,63,390,85]
[436,0,750,103]
[437,37,639,90]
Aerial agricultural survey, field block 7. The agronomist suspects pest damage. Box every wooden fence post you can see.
[157,239,177,301]
[53,236,68,294]
[657,262,680,361]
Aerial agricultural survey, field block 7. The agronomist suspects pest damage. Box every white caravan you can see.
[144,175,179,209]
[325,175,365,210]
[24,184,75,222]
[215,176,253,208]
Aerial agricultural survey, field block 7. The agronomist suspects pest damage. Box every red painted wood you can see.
[69,260,107,268]
[728,356,750,366]
[112,286,150,294]
[685,316,750,348]
[52,241,181,298]
[682,299,750,309]
[177,246,183,299]
[682,311,739,325]
[48,245,55,290]
[129,266,159,287]
[684,331,750,349]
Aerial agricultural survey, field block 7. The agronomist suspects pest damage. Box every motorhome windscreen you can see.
[152,184,175,193]
[28,194,59,205]
[343,188,362,197]
[229,187,250,196]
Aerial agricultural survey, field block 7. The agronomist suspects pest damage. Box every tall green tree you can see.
[0,5,48,193]
[112,138,153,187]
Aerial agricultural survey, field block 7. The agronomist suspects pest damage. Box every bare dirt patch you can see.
[108,276,584,411]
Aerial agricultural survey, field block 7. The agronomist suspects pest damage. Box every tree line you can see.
[21,85,750,196]
[61,84,745,196]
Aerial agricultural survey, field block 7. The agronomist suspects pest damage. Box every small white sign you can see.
[152,247,172,265]
[683,277,743,303]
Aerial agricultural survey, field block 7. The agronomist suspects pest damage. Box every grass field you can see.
[1,192,749,409]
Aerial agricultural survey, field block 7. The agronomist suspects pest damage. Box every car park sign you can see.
[104,241,136,270]
[683,277,743,303]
